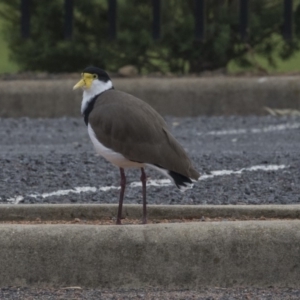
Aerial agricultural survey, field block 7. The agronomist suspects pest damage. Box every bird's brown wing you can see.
[88,90,199,179]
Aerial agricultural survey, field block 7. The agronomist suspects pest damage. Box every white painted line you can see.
[199,164,286,180]
[6,196,24,205]
[38,187,98,198]
[130,179,173,188]
[198,122,300,136]
[5,164,287,204]
[99,186,119,192]
[7,188,99,205]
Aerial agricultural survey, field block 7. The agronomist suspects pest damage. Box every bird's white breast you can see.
[87,124,144,169]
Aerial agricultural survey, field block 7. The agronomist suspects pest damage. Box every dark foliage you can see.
[0,0,299,73]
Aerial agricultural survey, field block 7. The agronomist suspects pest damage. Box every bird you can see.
[73,66,200,225]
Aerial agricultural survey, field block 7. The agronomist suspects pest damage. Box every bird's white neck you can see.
[81,80,113,114]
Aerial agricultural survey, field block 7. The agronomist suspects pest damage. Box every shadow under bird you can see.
[73,66,200,224]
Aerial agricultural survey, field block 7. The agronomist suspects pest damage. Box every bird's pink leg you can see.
[140,167,147,224]
[117,168,126,225]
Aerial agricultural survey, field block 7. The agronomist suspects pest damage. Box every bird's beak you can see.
[73,79,85,90]
[73,73,94,90]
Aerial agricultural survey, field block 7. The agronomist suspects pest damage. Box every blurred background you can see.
[1,0,300,76]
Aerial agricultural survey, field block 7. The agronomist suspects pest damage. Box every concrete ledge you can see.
[1,221,300,288]
[1,204,300,221]
[1,76,300,117]
[0,204,300,288]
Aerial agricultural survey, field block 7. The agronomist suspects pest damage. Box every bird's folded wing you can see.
[89,90,199,179]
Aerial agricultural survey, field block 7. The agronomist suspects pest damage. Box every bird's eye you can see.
[93,74,98,79]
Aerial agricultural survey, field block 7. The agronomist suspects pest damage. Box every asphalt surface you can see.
[0,115,299,206]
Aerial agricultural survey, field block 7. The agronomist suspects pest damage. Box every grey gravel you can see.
[0,115,300,205]
[1,115,300,298]
[1,286,300,299]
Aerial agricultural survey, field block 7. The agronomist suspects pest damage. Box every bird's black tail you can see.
[168,170,193,191]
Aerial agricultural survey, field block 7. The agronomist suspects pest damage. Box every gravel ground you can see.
[1,286,300,299]
[0,115,299,205]
[1,115,300,298]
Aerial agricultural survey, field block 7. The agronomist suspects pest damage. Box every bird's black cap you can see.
[83,66,111,82]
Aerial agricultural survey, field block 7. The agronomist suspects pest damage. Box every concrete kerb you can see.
[0,204,300,288]
[1,76,300,117]
[1,204,300,221]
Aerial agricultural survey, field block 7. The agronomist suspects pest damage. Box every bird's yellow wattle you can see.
[73,73,94,90]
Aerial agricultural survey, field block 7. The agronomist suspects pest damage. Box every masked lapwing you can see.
[73,66,200,225]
